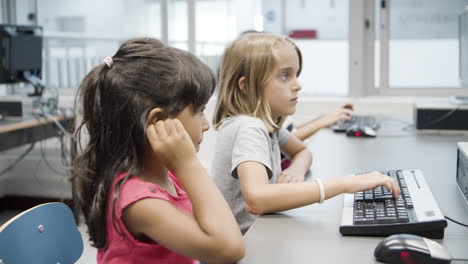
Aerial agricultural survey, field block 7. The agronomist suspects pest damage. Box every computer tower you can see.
[457,142,468,206]
[0,96,35,118]
[414,100,468,132]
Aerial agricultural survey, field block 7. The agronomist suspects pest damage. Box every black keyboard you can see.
[332,115,379,132]
[340,169,447,239]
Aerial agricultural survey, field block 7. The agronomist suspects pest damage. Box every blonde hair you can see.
[213,33,302,132]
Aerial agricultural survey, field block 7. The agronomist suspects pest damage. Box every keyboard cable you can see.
[444,216,468,262]
[444,216,468,228]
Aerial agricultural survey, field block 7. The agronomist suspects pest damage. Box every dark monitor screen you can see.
[0,24,43,91]
[457,143,468,205]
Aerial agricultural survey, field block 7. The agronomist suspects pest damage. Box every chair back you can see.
[0,202,84,264]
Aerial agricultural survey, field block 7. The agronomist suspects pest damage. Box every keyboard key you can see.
[376,216,397,224]
[355,218,375,225]
[398,215,410,223]
[355,196,364,202]
[364,194,374,201]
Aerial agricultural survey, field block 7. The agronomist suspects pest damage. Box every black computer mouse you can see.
[374,234,452,264]
[345,125,377,137]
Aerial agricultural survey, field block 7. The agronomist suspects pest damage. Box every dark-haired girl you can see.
[73,38,244,264]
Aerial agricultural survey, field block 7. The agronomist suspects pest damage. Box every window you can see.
[263,0,349,96]
[371,0,468,96]
[167,0,261,73]
[195,0,237,72]
[36,0,163,91]
[168,0,189,51]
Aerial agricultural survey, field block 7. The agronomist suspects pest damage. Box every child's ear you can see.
[147,108,166,124]
[238,76,246,94]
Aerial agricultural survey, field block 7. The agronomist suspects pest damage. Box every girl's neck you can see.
[138,152,171,186]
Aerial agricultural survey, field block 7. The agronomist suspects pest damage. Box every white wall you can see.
[387,40,460,87]
[37,0,165,39]
[232,0,262,34]
[296,40,348,96]
[262,0,468,39]
[285,0,348,40]
[262,0,348,39]
[262,0,466,95]
[296,39,461,96]
[389,0,468,39]
[262,0,283,34]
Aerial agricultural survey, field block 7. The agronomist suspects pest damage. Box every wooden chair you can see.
[0,202,83,264]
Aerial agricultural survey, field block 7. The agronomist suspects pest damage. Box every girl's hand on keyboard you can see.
[317,103,354,128]
[345,171,401,198]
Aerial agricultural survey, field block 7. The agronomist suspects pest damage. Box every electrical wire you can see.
[21,115,63,187]
[40,139,64,175]
[0,84,70,178]
[452,258,468,262]
[43,109,73,168]
[445,215,468,228]
[372,116,416,138]
[34,110,73,174]
[39,124,66,175]
[377,116,413,127]
[0,141,36,177]
[32,154,48,187]
[60,133,71,168]
[41,111,73,139]
[31,114,67,174]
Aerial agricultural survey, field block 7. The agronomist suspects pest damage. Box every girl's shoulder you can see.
[221,115,267,131]
[218,115,271,143]
[116,174,185,211]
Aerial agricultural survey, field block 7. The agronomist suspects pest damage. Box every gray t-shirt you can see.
[212,115,290,234]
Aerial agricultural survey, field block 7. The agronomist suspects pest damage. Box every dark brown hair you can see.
[72,38,215,248]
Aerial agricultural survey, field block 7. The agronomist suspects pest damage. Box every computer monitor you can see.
[0,24,44,96]
[457,142,468,205]
[460,7,468,87]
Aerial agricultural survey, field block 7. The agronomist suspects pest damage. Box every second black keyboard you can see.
[332,115,379,132]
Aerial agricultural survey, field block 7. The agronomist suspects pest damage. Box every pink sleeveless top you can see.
[97,171,198,264]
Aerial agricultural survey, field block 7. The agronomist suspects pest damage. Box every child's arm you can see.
[239,166,400,215]
[277,135,312,183]
[292,103,353,141]
[123,119,244,263]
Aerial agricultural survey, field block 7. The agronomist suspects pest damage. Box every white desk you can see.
[0,113,73,152]
[240,118,468,263]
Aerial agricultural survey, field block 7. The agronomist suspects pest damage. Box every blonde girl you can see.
[212,33,400,234]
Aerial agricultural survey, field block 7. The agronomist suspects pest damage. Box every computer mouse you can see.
[374,234,452,264]
[345,125,377,137]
